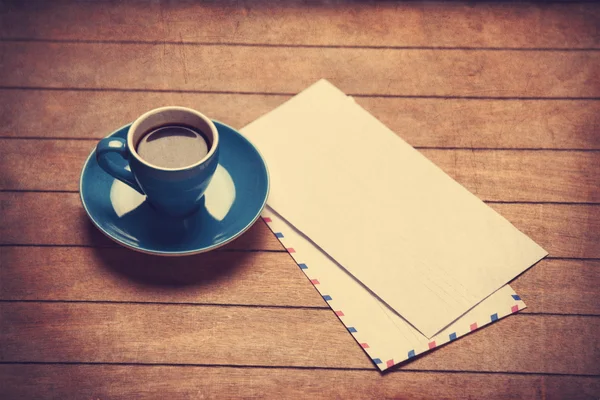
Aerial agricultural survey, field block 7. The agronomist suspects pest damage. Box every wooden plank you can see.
[489,203,600,259]
[1,303,598,374]
[0,192,284,250]
[2,139,600,202]
[1,247,598,316]
[0,89,288,140]
[0,1,598,49]
[0,247,325,308]
[361,97,600,150]
[512,259,600,316]
[420,149,600,203]
[1,89,599,149]
[0,42,598,97]
[1,192,598,257]
[1,365,599,400]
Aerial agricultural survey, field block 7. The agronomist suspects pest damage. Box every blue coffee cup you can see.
[96,106,220,217]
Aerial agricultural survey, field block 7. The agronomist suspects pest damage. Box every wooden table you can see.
[0,1,598,398]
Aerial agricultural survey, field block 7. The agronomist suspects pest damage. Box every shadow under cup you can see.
[126,107,220,218]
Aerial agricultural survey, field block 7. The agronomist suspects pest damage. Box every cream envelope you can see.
[262,206,527,371]
[241,79,547,338]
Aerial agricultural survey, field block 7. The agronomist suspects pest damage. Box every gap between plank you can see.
[0,299,597,318]
[1,138,600,153]
[0,86,598,101]
[0,299,327,310]
[1,189,599,206]
[0,361,599,378]
[0,245,597,262]
[1,37,599,52]
[0,243,287,253]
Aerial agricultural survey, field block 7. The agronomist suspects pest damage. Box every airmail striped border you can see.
[260,214,526,372]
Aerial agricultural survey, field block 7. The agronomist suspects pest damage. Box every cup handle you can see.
[96,137,145,195]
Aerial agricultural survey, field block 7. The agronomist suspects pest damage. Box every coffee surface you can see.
[136,125,209,168]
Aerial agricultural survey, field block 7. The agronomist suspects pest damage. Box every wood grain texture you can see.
[0,247,325,308]
[2,139,599,202]
[1,246,598,316]
[511,259,600,316]
[0,2,599,396]
[3,89,599,149]
[0,192,284,250]
[490,203,600,259]
[1,42,598,97]
[2,365,599,400]
[1,302,599,375]
[1,192,598,257]
[0,1,598,49]
[421,149,600,203]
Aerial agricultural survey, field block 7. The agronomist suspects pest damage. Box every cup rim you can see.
[127,106,220,172]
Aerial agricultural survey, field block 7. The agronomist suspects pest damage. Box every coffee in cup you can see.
[135,124,210,169]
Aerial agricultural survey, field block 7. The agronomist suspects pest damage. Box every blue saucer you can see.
[80,121,269,256]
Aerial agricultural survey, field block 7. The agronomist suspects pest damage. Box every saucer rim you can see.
[79,120,270,257]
